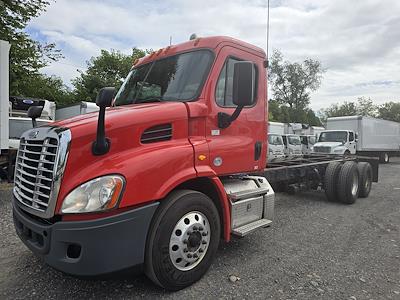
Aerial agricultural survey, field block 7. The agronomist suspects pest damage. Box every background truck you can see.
[282,134,302,157]
[300,134,316,155]
[11,36,378,291]
[55,101,99,120]
[313,116,400,163]
[0,40,55,181]
[267,121,285,161]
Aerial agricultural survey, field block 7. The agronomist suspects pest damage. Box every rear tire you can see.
[145,190,220,291]
[358,162,372,198]
[337,161,359,204]
[324,162,342,202]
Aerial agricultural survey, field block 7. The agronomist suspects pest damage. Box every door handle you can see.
[254,141,262,161]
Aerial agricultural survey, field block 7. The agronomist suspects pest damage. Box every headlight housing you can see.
[61,175,125,214]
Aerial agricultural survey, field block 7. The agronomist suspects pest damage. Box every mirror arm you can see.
[217,105,244,129]
[92,106,110,155]
[31,117,37,128]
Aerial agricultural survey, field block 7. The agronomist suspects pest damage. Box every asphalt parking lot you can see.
[0,158,399,299]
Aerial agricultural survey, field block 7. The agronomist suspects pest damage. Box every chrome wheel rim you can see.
[351,173,359,196]
[169,211,211,271]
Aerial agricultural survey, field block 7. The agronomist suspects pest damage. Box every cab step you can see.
[232,218,272,237]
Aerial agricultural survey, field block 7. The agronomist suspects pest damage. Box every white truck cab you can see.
[282,134,303,158]
[300,135,316,155]
[267,133,285,161]
[313,130,357,155]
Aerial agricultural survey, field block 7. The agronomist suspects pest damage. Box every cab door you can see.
[205,46,266,175]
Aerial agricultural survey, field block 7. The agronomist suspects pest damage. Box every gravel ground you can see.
[0,159,399,299]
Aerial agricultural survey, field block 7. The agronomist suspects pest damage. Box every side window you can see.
[215,57,257,107]
[349,132,354,141]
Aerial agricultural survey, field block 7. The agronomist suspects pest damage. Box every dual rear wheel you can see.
[324,161,372,204]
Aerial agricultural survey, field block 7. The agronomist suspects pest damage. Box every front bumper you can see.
[13,200,159,276]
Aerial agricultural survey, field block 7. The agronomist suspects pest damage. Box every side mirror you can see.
[96,87,115,108]
[27,106,43,128]
[218,61,255,129]
[92,87,116,156]
[232,61,255,106]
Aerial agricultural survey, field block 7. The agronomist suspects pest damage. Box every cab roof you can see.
[135,36,266,67]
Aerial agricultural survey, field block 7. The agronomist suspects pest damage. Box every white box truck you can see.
[313,116,400,163]
[0,40,55,180]
[267,122,285,161]
[56,101,99,120]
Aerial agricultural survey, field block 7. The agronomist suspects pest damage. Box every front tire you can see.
[145,190,220,290]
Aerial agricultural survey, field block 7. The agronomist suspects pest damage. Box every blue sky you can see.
[27,0,400,110]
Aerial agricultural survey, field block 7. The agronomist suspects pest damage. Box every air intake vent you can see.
[141,124,172,144]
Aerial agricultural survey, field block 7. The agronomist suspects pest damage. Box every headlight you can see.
[61,175,125,214]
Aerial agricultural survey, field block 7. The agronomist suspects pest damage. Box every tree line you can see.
[2,1,400,124]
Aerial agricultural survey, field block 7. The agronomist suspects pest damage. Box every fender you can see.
[209,176,231,242]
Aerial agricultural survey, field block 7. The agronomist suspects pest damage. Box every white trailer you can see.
[268,121,285,135]
[0,40,55,180]
[56,101,99,120]
[313,116,400,163]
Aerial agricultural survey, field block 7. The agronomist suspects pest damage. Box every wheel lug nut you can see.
[202,232,207,236]
[193,254,198,258]
[187,254,192,258]
[183,248,188,253]
[199,227,203,231]
[193,226,198,231]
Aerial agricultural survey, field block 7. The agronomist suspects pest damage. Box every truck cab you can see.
[267,133,285,161]
[282,134,302,157]
[300,134,316,155]
[313,130,357,155]
[11,36,275,290]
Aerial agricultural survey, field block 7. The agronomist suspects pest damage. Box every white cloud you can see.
[28,0,400,109]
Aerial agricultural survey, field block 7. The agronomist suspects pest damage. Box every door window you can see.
[349,132,354,141]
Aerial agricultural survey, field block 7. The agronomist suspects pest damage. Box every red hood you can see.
[55,101,191,211]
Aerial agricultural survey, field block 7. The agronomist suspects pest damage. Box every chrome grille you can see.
[14,138,58,212]
[13,127,71,218]
[313,146,331,153]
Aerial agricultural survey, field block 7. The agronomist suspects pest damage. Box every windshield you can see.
[318,131,348,143]
[268,134,283,145]
[288,135,301,145]
[114,50,213,106]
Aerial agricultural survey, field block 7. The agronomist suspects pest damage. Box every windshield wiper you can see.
[135,96,163,104]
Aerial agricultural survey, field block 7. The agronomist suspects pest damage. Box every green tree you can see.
[268,49,324,110]
[0,0,63,96]
[21,73,74,107]
[72,48,147,102]
[377,102,400,122]
[321,97,377,121]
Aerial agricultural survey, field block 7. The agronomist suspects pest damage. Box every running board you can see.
[232,218,272,237]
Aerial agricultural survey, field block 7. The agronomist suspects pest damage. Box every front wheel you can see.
[145,190,221,290]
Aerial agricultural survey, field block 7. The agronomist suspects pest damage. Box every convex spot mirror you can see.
[27,106,43,119]
[96,87,116,108]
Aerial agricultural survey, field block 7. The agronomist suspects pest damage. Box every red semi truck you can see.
[12,36,378,290]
